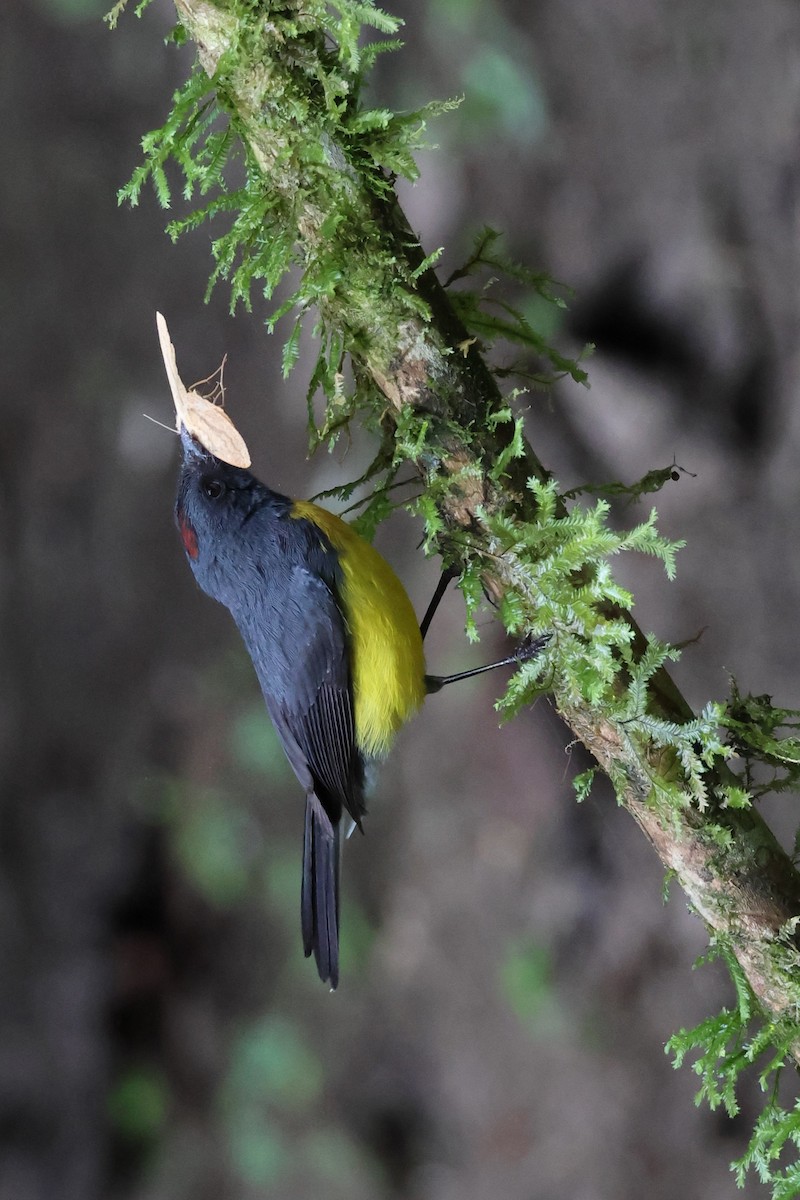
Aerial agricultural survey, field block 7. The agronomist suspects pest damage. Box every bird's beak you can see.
[179,424,209,462]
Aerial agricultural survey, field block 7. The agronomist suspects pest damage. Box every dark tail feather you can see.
[301,794,340,989]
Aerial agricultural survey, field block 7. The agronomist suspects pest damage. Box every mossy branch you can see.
[115,0,800,1184]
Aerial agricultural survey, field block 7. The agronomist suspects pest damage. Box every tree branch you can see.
[167,0,800,1061]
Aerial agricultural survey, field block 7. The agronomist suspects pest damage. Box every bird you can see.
[175,427,547,988]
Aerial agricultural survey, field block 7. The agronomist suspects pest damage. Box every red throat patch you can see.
[178,511,199,560]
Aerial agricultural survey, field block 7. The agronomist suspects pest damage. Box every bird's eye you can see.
[203,479,226,501]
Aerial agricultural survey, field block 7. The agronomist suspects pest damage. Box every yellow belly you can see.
[291,501,426,758]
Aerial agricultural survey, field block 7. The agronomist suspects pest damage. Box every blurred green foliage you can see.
[230,704,290,779]
[338,893,376,979]
[304,1127,381,1188]
[461,46,547,142]
[108,1067,170,1142]
[227,1116,287,1187]
[226,1016,324,1111]
[501,936,554,1031]
[261,847,301,928]
[171,785,254,907]
[221,1016,321,1187]
[424,0,548,146]
[434,0,480,24]
[154,696,293,909]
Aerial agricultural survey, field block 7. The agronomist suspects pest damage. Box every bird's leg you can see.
[419,566,459,641]
[424,633,551,694]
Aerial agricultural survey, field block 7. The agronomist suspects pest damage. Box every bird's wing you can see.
[274,567,361,990]
[266,566,365,828]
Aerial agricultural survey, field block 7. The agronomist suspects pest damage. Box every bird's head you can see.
[174,427,289,606]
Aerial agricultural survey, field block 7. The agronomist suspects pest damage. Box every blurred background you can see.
[3,0,800,1196]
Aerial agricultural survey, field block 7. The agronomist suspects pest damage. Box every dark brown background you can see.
[2,0,799,1196]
